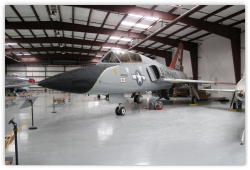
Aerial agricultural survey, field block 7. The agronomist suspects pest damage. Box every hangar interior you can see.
[5,5,245,165]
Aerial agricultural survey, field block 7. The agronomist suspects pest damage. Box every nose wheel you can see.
[115,104,126,116]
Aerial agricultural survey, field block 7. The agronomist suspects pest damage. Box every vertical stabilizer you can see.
[169,42,184,71]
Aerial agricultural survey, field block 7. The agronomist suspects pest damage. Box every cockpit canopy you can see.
[101,50,142,63]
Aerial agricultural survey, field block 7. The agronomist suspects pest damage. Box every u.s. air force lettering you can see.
[132,70,146,86]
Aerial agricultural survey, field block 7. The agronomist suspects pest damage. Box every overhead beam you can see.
[189,43,198,81]
[6,47,107,55]
[200,5,233,20]
[215,9,245,24]
[12,53,102,60]
[67,5,241,39]
[230,34,241,83]
[6,21,197,51]
[6,53,101,66]
[229,19,245,27]
[166,5,234,40]
[5,37,172,58]
[129,5,205,50]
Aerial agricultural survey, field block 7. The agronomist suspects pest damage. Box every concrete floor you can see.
[5,92,245,165]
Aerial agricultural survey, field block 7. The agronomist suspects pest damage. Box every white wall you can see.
[198,33,245,98]
[167,32,245,99]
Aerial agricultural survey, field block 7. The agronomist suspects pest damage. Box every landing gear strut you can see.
[131,92,142,103]
[134,95,141,103]
[115,103,126,116]
[188,83,199,105]
[190,96,197,104]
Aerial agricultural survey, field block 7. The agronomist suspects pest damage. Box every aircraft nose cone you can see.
[38,65,108,93]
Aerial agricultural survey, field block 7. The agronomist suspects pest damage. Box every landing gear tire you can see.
[115,107,120,115]
[134,95,140,103]
[119,107,126,116]
[191,96,197,104]
[116,106,126,116]
[97,94,101,99]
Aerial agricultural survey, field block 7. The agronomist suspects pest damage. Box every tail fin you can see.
[169,42,184,72]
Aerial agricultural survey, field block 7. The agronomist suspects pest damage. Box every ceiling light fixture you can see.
[56,31,61,37]
[128,14,143,18]
[50,5,57,19]
[5,43,17,45]
[135,23,150,28]
[50,11,56,19]
[110,36,121,40]
[169,5,182,7]
[102,46,111,49]
[111,47,121,50]
[120,38,132,41]
[144,16,159,21]
[121,21,150,29]
[121,21,135,26]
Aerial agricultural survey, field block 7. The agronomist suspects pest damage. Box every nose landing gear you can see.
[116,103,126,116]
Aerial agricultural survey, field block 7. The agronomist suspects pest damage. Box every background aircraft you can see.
[5,73,35,95]
[38,43,235,115]
[202,71,245,109]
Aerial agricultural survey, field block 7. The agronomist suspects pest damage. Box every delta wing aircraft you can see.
[38,43,236,115]
[5,73,36,94]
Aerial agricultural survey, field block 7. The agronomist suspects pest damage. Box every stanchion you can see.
[68,93,71,102]
[8,118,19,165]
[52,97,57,113]
[29,99,37,130]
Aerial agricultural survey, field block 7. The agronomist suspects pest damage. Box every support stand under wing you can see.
[240,129,245,145]
[189,83,200,100]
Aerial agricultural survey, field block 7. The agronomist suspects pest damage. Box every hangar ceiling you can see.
[5,5,245,67]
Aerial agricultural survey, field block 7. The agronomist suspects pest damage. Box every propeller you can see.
[230,91,236,108]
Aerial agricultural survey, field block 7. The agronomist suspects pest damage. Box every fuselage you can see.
[38,50,188,94]
[5,75,29,86]
[90,53,187,94]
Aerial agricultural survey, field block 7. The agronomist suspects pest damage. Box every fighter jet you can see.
[38,43,235,115]
[5,73,35,94]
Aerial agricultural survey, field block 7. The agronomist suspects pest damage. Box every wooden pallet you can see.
[19,94,32,98]
[5,135,15,149]
[5,161,11,165]
[54,97,66,102]
[5,97,16,102]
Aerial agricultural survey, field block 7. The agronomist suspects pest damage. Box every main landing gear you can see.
[190,96,197,104]
[116,103,126,116]
[131,92,142,103]
[134,95,141,103]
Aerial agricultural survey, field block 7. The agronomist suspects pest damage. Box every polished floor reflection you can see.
[5,92,245,165]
